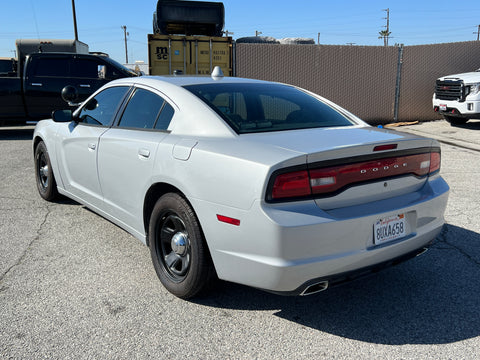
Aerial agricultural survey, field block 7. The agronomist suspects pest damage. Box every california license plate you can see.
[374,214,407,245]
[439,104,447,111]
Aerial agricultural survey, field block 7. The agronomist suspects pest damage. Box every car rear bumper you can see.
[196,175,449,294]
[271,244,432,296]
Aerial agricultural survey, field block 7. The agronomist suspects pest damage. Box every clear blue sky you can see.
[1,0,479,64]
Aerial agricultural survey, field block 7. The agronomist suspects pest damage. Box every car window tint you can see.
[154,102,175,130]
[206,91,247,127]
[184,83,354,134]
[260,95,300,122]
[119,88,165,129]
[71,58,103,78]
[34,58,69,77]
[78,86,129,126]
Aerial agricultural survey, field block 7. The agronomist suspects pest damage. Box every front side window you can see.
[118,88,166,129]
[184,83,354,134]
[77,86,129,126]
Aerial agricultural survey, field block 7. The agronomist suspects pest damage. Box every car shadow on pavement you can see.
[195,223,480,345]
[0,127,34,140]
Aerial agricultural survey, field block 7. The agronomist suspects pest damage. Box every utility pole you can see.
[475,25,480,41]
[379,8,391,46]
[71,0,79,41]
[255,30,262,37]
[384,8,390,44]
[121,25,129,64]
[317,32,320,45]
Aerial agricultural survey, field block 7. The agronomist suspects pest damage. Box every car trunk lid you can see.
[258,126,440,208]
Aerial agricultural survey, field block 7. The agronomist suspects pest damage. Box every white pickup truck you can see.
[433,68,480,125]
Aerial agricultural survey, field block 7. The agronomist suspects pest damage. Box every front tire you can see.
[34,141,59,201]
[444,115,468,125]
[149,193,215,299]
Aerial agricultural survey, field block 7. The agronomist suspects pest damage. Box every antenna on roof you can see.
[211,66,224,79]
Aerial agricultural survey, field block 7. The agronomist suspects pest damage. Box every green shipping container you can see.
[148,34,233,76]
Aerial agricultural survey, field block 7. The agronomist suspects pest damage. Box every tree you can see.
[378,30,392,47]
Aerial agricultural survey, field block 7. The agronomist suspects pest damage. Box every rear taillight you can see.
[271,170,311,199]
[429,151,441,174]
[268,149,441,202]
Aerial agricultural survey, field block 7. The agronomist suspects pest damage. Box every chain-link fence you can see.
[235,41,480,124]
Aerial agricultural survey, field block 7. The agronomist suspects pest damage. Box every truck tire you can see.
[444,115,468,126]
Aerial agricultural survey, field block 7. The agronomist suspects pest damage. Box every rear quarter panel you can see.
[151,134,307,211]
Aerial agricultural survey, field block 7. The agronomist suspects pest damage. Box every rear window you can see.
[184,83,354,134]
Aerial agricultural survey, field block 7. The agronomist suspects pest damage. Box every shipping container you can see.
[153,0,224,37]
[148,34,232,76]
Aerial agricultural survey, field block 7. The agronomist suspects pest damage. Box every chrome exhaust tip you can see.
[300,281,329,296]
[415,247,429,257]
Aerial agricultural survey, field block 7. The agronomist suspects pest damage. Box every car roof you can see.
[102,75,273,139]
[110,74,275,88]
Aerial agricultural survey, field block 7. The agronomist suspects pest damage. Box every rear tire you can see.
[149,193,215,299]
[34,141,59,201]
[444,115,468,125]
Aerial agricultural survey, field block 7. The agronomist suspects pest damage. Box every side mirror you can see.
[61,85,81,106]
[52,109,73,123]
[85,98,98,111]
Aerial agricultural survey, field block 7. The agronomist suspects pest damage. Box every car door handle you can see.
[88,143,96,151]
[79,84,91,88]
[138,149,150,159]
[31,83,43,87]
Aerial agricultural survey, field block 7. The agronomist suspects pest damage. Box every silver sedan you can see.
[33,72,449,299]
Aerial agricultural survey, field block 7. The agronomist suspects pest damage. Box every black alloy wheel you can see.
[158,212,191,281]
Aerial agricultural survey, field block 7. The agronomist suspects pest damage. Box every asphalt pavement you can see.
[0,120,479,359]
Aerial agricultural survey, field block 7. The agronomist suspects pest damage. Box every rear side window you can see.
[184,83,354,134]
[77,86,129,126]
[155,102,174,130]
[118,88,166,129]
[34,58,69,77]
[71,58,104,78]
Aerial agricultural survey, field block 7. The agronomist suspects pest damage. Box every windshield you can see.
[184,83,354,134]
